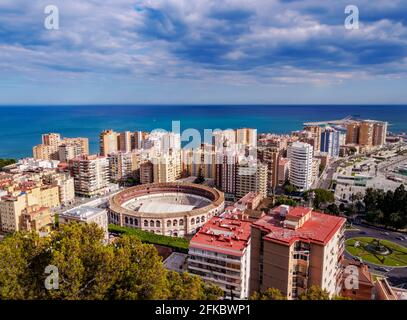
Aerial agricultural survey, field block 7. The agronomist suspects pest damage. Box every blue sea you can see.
[0,105,406,159]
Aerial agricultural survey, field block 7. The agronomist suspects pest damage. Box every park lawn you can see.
[346,237,407,267]
[109,224,190,253]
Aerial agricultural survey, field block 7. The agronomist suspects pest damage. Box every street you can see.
[345,224,407,288]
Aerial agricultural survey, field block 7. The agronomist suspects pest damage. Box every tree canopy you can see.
[363,185,407,229]
[0,223,222,300]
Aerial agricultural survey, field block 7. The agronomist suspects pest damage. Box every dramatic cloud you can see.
[0,0,406,103]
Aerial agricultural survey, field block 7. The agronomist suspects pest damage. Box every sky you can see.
[0,0,407,105]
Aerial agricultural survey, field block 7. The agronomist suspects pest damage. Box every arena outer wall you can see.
[108,182,225,237]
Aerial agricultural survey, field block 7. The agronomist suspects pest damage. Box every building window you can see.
[201,216,205,223]
[150,220,154,227]
[167,220,171,228]
[179,219,184,226]
[125,217,129,224]
[129,218,133,225]
[134,219,138,226]
[144,220,148,227]
[191,218,195,225]
[156,220,160,228]
[173,220,178,227]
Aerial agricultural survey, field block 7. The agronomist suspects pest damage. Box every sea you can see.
[0,105,406,159]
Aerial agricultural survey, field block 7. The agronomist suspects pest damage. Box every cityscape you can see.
[1,116,407,301]
[1,0,407,314]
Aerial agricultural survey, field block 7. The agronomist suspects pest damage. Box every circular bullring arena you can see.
[108,182,225,237]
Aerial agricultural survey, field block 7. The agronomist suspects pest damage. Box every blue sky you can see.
[0,0,407,105]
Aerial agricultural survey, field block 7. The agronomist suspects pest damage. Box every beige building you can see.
[153,152,181,183]
[304,125,322,153]
[235,161,267,199]
[236,128,257,147]
[99,129,119,156]
[70,155,110,197]
[33,133,89,161]
[58,137,89,162]
[108,152,139,182]
[43,172,75,205]
[0,193,27,232]
[250,205,346,299]
[20,205,52,232]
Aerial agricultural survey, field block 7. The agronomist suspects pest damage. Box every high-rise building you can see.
[33,134,88,161]
[278,158,290,186]
[140,160,154,184]
[359,121,374,146]
[188,216,252,299]
[345,123,360,145]
[42,133,61,146]
[99,129,119,156]
[250,205,346,299]
[108,152,139,182]
[236,128,257,147]
[119,131,132,153]
[215,152,238,196]
[58,137,89,162]
[152,152,181,183]
[287,142,314,191]
[257,147,280,190]
[70,155,110,197]
[131,131,148,150]
[320,128,340,157]
[235,161,268,199]
[372,122,388,146]
[33,144,59,160]
[304,125,322,153]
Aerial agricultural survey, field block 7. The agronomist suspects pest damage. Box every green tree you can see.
[304,189,335,209]
[284,182,297,195]
[298,285,330,300]
[250,288,286,300]
[326,203,340,216]
[0,158,16,169]
[0,223,222,300]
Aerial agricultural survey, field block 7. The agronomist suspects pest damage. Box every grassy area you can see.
[109,224,190,253]
[346,237,407,267]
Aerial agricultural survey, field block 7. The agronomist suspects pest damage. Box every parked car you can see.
[359,231,367,235]
[396,236,406,241]
[377,267,391,272]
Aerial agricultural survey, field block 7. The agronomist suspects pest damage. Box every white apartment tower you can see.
[287,142,314,191]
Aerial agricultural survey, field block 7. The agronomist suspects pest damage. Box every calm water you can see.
[0,105,406,158]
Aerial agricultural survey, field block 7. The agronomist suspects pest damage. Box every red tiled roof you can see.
[190,217,252,257]
[253,205,346,246]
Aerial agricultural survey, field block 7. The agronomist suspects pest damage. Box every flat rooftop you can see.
[253,205,346,246]
[190,217,252,257]
[62,206,106,220]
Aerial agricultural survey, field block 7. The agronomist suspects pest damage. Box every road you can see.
[345,224,407,288]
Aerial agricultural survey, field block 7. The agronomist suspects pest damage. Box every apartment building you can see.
[278,158,290,186]
[140,160,154,184]
[215,152,238,196]
[152,152,182,183]
[70,155,110,197]
[20,205,52,233]
[287,142,314,191]
[250,205,346,299]
[33,133,89,161]
[188,216,252,299]
[108,152,139,182]
[43,172,75,205]
[235,161,268,199]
